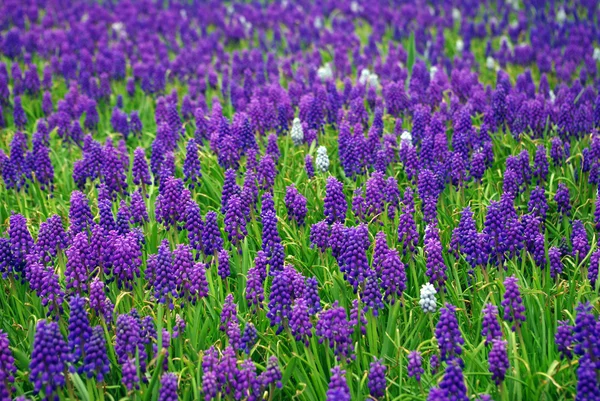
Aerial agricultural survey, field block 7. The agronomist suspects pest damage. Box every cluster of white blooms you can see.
[593,48,600,62]
[400,131,413,146]
[486,56,496,70]
[314,16,323,29]
[359,69,380,87]
[419,283,437,313]
[456,39,464,53]
[451,8,461,21]
[317,63,333,81]
[556,7,567,24]
[315,146,329,173]
[111,22,127,39]
[429,65,438,80]
[290,118,304,146]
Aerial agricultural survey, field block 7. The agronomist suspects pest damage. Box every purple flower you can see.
[35,214,67,264]
[326,366,350,401]
[68,295,92,363]
[0,330,16,400]
[310,221,329,253]
[203,211,223,256]
[573,302,597,358]
[260,356,282,389]
[338,226,370,291]
[435,303,464,362]
[9,213,33,276]
[257,154,277,191]
[533,145,549,183]
[571,220,590,260]
[290,298,313,346]
[368,358,386,398]
[159,373,178,401]
[439,359,468,401]
[425,225,447,290]
[224,195,247,248]
[156,177,189,230]
[122,357,139,391]
[89,278,112,322]
[130,190,149,225]
[397,188,418,255]
[285,185,308,226]
[305,154,315,178]
[185,200,204,256]
[107,231,142,291]
[267,265,295,333]
[13,96,27,129]
[240,323,258,354]
[381,248,406,303]
[555,320,573,360]
[554,183,571,218]
[576,355,600,401]
[30,321,69,399]
[153,240,176,308]
[501,276,526,331]
[217,249,231,280]
[316,301,354,361]
[407,351,424,382]
[481,303,502,346]
[528,186,548,221]
[220,294,238,332]
[488,338,509,385]
[324,177,347,225]
[132,147,151,187]
[305,276,322,315]
[82,326,110,382]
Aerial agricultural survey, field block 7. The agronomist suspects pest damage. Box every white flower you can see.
[315,146,329,173]
[400,130,412,145]
[486,56,496,70]
[111,22,127,39]
[290,118,304,146]
[317,63,333,81]
[593,48,600,62]
[314,16,323,29]
[367,73,379,88]
[429,65,438,81]
[81,13,89,22]
[499,36,513,51]
[419,283,437,313]
[549,90,556,103]
[451,8,461,21]
[359,68,371,85]
[557,8,566,24]
[180,10,187,20]
[456,39,464,53]
[350,1,360,13]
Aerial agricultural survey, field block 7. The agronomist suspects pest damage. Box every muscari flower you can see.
[501,276,526,331]
[435,303,464,363]
[368,358,387,399]
[326,366,351,401]
[30,321,70,399]
[407,351,424,383]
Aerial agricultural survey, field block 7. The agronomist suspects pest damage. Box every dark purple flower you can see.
[220,294,238,332]
[13,96,27,129]
[425,225,447,290]
[481,303,502,346]
[290,297,313,346]
[285,185,307,226]
[159,373,178,401]
[576,355,600,401]
[156,177,189,230]
[260,356,282,389]
[217,249,231,280]
[203,211,223,257]
[488,338,509,385]
[310,221,329,253]
[407,351,424,382]
[30,321,69,399]
[555,320,573,360]
[324,177,347,225]
[439,359,468,401]
[305,154,315,178]
[267,265,295,333]
[185,200,203,256]
[501,276,526,331]
[130,190,148,225]
[571,220,590,260]
[368,358,386,399]
[338,226,370,291]
[435,303,464,362]
[122,357,139,391]
[240,323,258,354]
[257,153,277,191]
[153,240,176,308]
[548,246,563,279]
[554,183,571,218]
[533,145,549,183]
[68,295,92,365]
[184,139,202,189]
[132,147,151,187]
[0,329,16,400]
[316,301,354,361]
[326,366,350,401]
